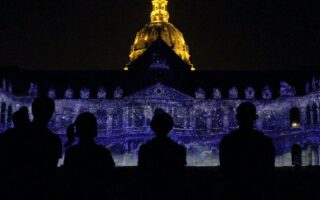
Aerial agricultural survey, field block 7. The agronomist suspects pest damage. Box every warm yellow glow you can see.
[151,0,169,23]
[124,66,129,71]
[291,122,301,128]
[128,0,196,71]
[191,66,196,71]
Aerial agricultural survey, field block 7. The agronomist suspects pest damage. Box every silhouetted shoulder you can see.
[65,143,115,168]
[138,138,186,167]
[46,129,63,158]
[220,129,275,170]
[221,130,272,143]
[142,138,186,155]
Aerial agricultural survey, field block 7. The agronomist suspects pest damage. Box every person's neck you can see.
[156,135,168,140]
[239,126,254,132]
[79,138,95,144]
[32,120,47,128]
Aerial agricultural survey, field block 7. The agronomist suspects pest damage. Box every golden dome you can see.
[128,0,195,71]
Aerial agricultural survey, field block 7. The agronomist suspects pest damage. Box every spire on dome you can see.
[151,0,170,23]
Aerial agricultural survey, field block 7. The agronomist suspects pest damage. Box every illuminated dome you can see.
[127,0,195,71]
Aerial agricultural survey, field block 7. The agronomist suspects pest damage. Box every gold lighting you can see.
[291,122,301,128]
[128,0,195,71]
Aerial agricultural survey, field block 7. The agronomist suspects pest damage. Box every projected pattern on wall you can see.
[1,81,320,166]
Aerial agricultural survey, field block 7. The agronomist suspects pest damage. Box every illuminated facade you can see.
[127,0,195,71]
[1,80,320,166]
[0,0,320,167]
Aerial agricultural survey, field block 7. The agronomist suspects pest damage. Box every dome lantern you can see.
[151,0,170,23]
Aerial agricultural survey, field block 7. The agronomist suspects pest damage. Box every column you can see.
[190,108,195,129]
[300,107,307,127]
[206,113,211,132]
[123,106,128,129]
[4,104,7,128]
[313,145,319,166]
[223,107,229,131]
[107,114,112,132]
[307,145,312,166]
[131,106,134,128]
[144,105,148,127]
[184,109,188,129]
[317,106,320,126]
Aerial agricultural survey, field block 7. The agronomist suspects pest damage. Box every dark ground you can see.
[52,167,320,200]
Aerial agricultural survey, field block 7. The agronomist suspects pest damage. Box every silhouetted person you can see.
[0,107,30,199]
[12,98,61,200]
[62,112,115,200]
[219,102,275,200]
[12,106,30,129]
[0,106,30,144]
[138,109,186,200]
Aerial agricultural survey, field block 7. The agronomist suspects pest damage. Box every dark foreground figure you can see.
[0,98,62,200]
[61,112,115,200]
[219,102,276,200]
[138,109,187,200]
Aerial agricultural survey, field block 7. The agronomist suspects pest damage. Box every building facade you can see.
[1,80,320,166]
[1,0,320,166]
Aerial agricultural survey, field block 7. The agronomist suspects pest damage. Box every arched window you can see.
[133,106,145,128]
[290,107,301,128]
[291,144,302,167]
[306,105,312,126]
[1,103,6,125]
[195,110,206,131]
[313,103,318,125]
[96,109,107,130]
[7,105,12,127]
[228,106,237,129]
[174,108,186,129]
[112,108,123,130]
[211,109,224,132]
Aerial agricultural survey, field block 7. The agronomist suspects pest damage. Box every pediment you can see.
[125,83,193,101]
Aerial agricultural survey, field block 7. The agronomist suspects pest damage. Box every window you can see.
[290,107,301,128]
[313,104,318,125]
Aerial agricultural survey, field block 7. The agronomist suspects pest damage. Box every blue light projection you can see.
[1,81,320,167]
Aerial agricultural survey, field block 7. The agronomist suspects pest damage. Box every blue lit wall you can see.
[1,82,320,166]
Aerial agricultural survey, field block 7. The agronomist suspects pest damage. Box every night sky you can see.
[1,0,319,71]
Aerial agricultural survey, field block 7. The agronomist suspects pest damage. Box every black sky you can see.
[0,0,319,71]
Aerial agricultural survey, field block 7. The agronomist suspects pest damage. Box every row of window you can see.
[290,103,319,128]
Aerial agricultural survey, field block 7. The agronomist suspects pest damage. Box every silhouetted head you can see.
[75,112,98,142]
[151,109,174,137]
[236,102,258,130]
[32,97,55,126]
[12,107,30,129]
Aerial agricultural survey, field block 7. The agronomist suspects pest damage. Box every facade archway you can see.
[312,144,319,166]
[291,144,302,167]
